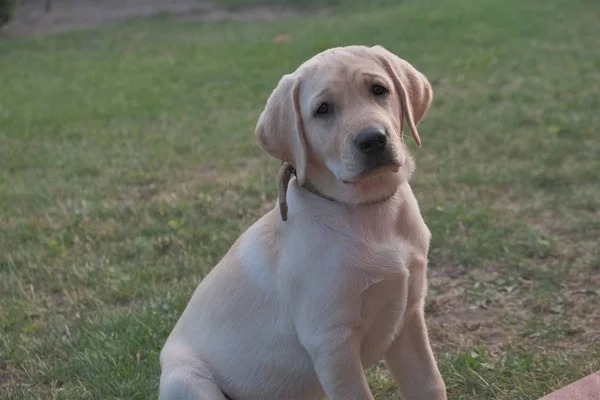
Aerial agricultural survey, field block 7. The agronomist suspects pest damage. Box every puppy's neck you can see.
[301,177,395,206]
[283,176,413,236]
[307,155,414,204]
[277,157,415,221]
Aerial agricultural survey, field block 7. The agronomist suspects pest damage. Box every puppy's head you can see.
[256,45,433,204]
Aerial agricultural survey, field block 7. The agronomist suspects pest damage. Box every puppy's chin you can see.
[339,162,402,185]
[306,158,409,205]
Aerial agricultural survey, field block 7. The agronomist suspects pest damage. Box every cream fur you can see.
[159,45,446,400]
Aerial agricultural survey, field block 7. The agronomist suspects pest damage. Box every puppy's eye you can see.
[372,84,388,96]
[315,102,330,116]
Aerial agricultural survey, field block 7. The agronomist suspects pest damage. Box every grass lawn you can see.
[1,0,599,398]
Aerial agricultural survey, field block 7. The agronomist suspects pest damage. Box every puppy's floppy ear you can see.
[371,45,433,147]
[255,74,307,185]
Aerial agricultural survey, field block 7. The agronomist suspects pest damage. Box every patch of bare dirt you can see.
[3,0,327,37]
[425,244,600,356]
[426,266,517,354]
[0,358,24,393]
[416,175,600,355]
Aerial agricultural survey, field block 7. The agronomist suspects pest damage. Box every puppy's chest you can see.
[346,240,410,363]
[344,238,409,287]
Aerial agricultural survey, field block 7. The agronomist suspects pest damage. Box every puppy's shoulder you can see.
[394,185,431,257]
[234,208,285,271]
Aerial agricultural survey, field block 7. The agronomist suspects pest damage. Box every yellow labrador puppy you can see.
[159,45,446,400]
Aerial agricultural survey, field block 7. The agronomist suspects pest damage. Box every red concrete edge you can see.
[538,371,600,400]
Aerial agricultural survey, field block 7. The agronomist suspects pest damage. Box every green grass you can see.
[1,0,600,398]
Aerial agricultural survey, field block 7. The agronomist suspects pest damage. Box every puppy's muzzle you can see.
[353,127,399,171]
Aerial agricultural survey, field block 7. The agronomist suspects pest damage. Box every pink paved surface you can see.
[538,372,600,400]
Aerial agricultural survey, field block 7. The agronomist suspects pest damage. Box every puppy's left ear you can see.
[371,45,433,147]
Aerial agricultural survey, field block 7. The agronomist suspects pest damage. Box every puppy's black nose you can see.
[354,128,388,157]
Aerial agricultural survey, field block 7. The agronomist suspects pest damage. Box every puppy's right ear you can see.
[255,74,307,186]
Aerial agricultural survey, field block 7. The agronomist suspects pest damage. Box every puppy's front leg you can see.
[301,331,374,400]
[384,308,446,400]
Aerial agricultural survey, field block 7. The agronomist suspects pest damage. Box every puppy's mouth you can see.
[341,159,402,185]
